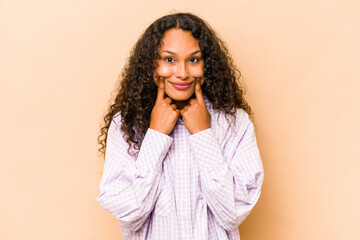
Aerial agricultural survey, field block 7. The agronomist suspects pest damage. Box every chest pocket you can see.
[153,157,175,216]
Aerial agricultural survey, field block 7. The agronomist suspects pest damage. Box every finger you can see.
[170,104,177,110]
[156,77,165,101]
[189,98,197,105]
[183,105,190,111]
[164,97,172,104]
[195,78,205,105]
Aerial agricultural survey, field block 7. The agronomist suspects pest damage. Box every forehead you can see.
[160,29,200,53]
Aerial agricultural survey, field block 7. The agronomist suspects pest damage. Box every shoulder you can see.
[107,111,123,140]
[109,111,122,130]
[204,95,252,133]
[107,112,139,157]
[203,96,255,150]
[113,111,121,122]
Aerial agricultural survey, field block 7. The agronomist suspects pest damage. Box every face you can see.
[154,29,204,102]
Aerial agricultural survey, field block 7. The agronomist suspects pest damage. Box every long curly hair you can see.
[98,12,252,156]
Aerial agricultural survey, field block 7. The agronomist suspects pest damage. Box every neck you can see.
[174,100,189,110]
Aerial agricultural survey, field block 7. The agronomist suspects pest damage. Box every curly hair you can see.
[98,12,252,156]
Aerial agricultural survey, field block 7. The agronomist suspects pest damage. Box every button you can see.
[179,124,183,128]
[184,228,188,234]
[181,191,187,197]
[180,154,186,160]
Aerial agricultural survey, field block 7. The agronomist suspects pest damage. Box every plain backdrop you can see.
[1,0,359,239]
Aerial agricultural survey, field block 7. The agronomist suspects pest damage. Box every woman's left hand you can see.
[181,78,211,134]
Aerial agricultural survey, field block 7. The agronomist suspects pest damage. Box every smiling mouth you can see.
[170,82,193,90]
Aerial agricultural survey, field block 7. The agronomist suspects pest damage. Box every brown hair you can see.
[98,12,252,156]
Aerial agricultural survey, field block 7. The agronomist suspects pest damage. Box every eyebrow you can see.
[162,50,201,55]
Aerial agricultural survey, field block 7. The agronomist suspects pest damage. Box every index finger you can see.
[157,77,165,101]
[195,78,205,105]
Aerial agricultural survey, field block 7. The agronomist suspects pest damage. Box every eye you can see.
[164,57,175,63]
[189,57,199,63]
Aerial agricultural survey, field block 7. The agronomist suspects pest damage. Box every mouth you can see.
[170,82,193,90]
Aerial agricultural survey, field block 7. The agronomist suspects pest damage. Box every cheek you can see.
[191,68,204,77]
[155,64,173,78]
[190,65,204,84]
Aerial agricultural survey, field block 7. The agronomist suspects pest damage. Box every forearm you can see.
[189,128,264,230]
[97,127,173,231]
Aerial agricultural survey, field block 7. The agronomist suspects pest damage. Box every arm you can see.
[96,114,173,231]
[188,114,264,231]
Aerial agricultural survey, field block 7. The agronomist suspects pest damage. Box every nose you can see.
[175,62,189,80]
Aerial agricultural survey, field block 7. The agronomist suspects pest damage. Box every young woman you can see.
[97,13,264,239]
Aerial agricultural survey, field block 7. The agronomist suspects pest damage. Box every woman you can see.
[97,12,264,239]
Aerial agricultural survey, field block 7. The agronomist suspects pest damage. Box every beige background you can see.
[1,0,359,239]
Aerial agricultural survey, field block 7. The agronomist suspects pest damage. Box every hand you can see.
[150,77,180,135]
[180,78,211,134]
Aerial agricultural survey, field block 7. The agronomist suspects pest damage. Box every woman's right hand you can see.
[149,77,180,135]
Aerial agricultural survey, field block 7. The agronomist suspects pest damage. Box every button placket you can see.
[181,190,187,197]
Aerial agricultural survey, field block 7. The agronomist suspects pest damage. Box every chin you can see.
[166,92,194,101]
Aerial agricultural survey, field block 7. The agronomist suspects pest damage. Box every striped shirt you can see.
[96,96,264,239]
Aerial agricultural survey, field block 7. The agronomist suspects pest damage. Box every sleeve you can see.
[188,112,264,231]
[96,113,173,231]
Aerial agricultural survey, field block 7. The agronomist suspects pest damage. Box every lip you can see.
[170,82,193,90]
